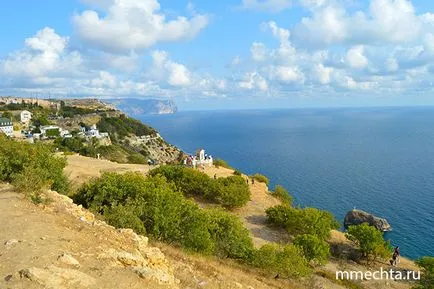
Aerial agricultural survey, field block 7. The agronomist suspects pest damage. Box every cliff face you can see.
[108,98,178,115]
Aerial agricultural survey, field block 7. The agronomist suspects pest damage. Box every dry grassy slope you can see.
[59,156,419,289]
[0,184,178,289]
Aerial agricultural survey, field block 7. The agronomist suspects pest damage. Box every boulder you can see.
[344,209,392,232]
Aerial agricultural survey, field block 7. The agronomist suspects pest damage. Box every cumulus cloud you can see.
[73,0,209,53]
[292,0,430,47]
[151,50,192,87]
[346,45,369,69]
[1,27,82,79]
[239,72,269,91]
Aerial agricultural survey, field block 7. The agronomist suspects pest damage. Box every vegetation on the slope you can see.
[252,173,269,185]
[271,185,293,205]
[149,165,250,209]
[0,135,70,197]
[0,101,42,111]
[97,114,156,141]
[59,102,96,118]
[345,223,392,264]
[73,172,254,257]
[213,159,232,169]
[252,243,312,278]
[293,234,330,265]
[266,205,340,241]
[72,171,311,278]
[414,256,434,289]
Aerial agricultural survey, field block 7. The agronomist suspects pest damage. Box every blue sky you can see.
[1,0,434,110]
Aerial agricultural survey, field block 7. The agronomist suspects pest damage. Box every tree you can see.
[414,257,434,289]
[345,223,391,264]
[293,234,330,265]
[1,111,12,119]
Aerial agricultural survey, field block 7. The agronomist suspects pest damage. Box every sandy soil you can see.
[64,154,152,188]
[0,184,172,289]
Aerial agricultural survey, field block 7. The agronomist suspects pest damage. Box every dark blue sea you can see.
[140,107,434,259]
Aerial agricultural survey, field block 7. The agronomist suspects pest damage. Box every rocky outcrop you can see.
[344,209,392,232]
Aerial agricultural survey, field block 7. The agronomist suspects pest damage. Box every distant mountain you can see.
[106,98,178,116]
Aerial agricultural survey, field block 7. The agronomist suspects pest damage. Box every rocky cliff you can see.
[344,209,392,232]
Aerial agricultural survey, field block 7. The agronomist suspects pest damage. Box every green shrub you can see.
[97,115,156,141]
[216,175,250,209]
[0,135,70,195]
[414,256,434,289]
[213,159,231,169]
[233,170,242,176]
[104,205,147,235]
[271,185,293,205]
[266,205,340,241]
[345,223,392,263]
[252,173,269,185]
[127,153,148,164]
[150,166,250,208]
[294,234,330,265]
[252,243,311,278]
[207,208,254,260]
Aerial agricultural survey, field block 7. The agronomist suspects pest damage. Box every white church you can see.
[184,149,213,168]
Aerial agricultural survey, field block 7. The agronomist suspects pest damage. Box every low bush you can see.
[414,256,434,289]
[233,170,242,176]
[213,159,231,169]
[294,234,331,265]
[251,243,311,278]
[207,208,254,260]
[266,205,340,241]
[149,166,250,209]
[271,185,293,205]
[74,172,253,257]
[252,173,269,185]
[0,135,70,195]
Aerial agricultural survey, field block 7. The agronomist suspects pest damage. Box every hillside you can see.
[60,154,420,289]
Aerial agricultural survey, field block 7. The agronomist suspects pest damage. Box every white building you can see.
[0,117,13,137]
[20,110,32,123]
[184,149,213,168]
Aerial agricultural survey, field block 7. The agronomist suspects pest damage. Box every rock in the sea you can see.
[344,209,392,232]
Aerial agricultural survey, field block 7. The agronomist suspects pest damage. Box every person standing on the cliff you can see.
[391,246,400,266]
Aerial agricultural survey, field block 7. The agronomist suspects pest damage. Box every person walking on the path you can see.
[390,246,400,266]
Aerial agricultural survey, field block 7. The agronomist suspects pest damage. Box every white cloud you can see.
[313,64,333,84]
[151,50,192,87]
[240,0,292,12]
[73,0,209,53]
[292,0,430,48]
[251,42,268,61]
[272,66,305,83]
[346,45,369,69]
[1,27,82,80]
[239,72,269,91]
